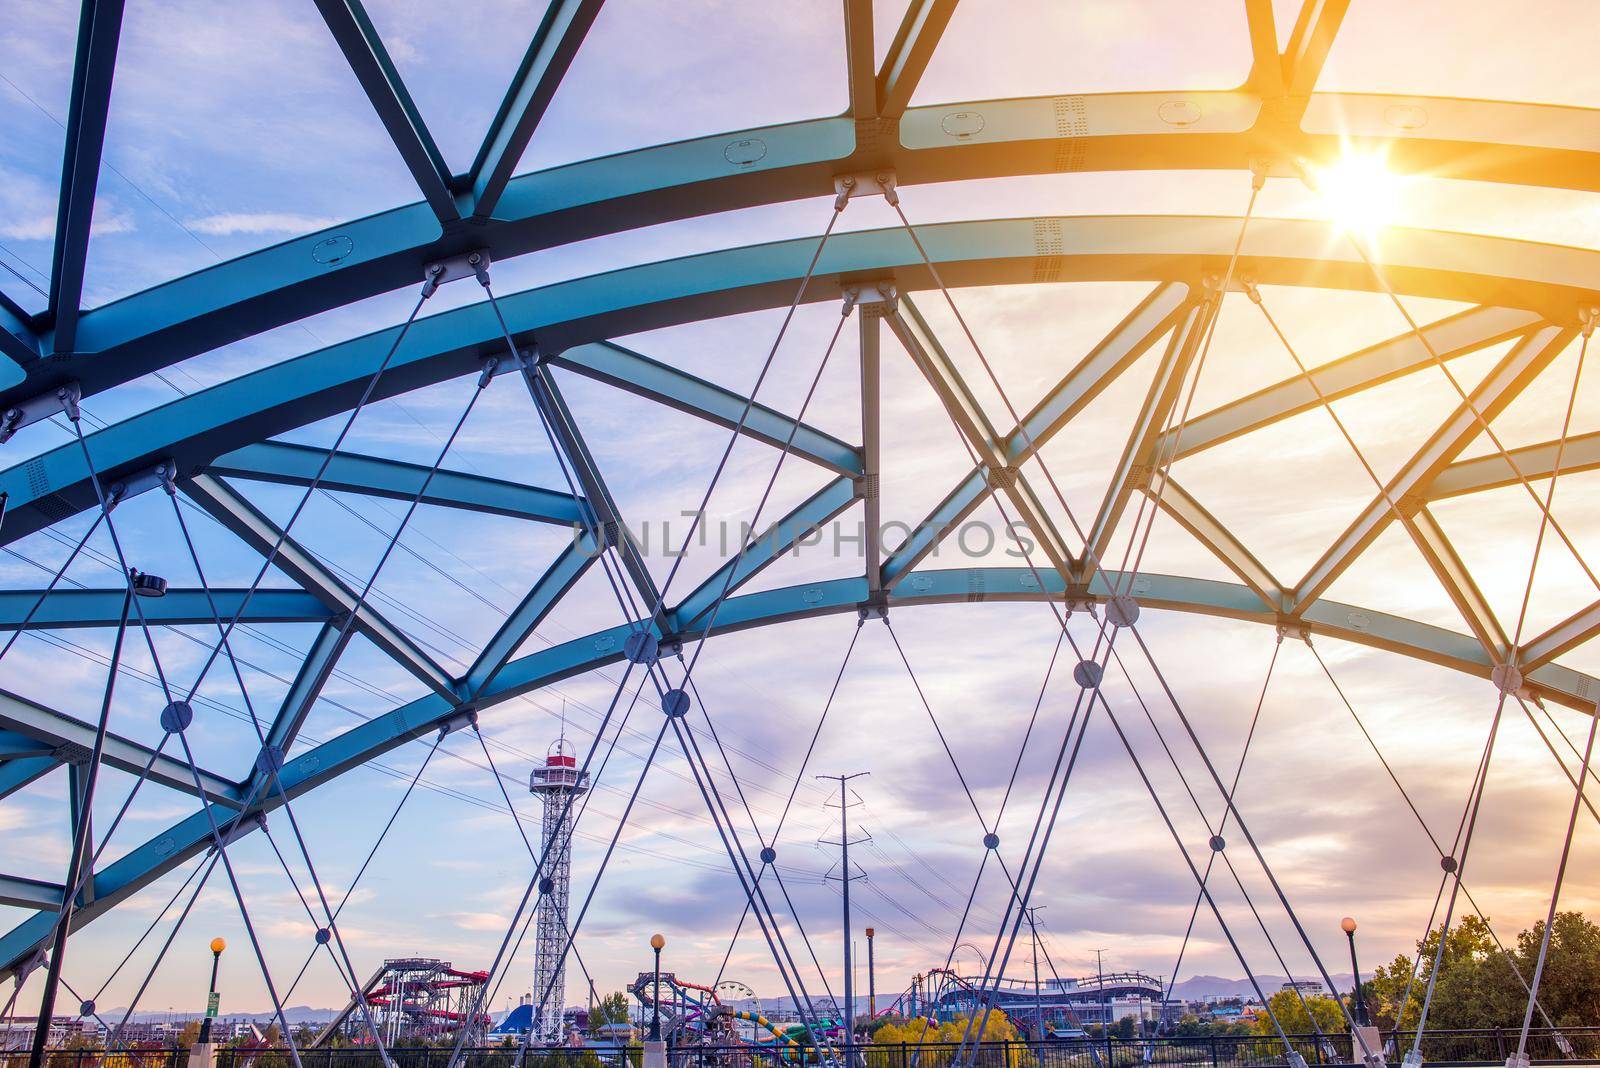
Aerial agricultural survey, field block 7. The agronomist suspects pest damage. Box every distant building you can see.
[929,972,1164,1028]
[1280,980,1325,997]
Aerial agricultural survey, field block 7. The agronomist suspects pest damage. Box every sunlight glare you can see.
[1309,150,1406,237]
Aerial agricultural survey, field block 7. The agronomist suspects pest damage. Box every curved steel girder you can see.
[4,561,1594,978]
[0,588,331,629]
[208,441,586,524]
[17,88,1600,407]
[5,214,1597,548]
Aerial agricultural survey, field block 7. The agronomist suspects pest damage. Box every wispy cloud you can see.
[185,212,340,236]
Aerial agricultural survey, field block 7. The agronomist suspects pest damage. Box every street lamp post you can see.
[199,939,225,1044]
[650,934,665,1042]
[1341,917,1369,1027]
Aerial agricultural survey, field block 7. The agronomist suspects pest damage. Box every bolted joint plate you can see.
[844,280,898,313]
[108,458,178,509]
[0,381,82,444]
[833,170,898,208]
[421,249,492,295]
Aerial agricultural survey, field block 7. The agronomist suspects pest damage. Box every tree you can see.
[1368,914,1523,1029]
[1251,992,1345,1036]
[593,990,631,1028]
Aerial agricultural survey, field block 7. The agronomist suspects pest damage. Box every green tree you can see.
[1251,992,1345,1036]
[593,990,632,1028]
[1368,914,1523,1029]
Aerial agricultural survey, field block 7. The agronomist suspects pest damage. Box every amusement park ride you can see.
[312,958,491,1047]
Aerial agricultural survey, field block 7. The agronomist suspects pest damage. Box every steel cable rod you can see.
[164,483,407,1058]
[507,718,673,1068]
[1108,639,1327,1040]
[666,713,842,1066]
[1397,703,1501,1033]
[1515,701,1599,1059]
[1159,638,1284,1027]
[710,621,867,989]
[881,619,991,832]
[949,678,1104,1068]
[1517,698,1600,826]
[1095,694,1296,1051]
[1122,626,1378,1062]
[42,418,309,1068]
[166,495,396,1057]
[85,850,211,1010]
[995,627,1068,825]
[682,672,841,1006]
[277,732,445,1005]
[103,853,222,1047]
[0,512,104,662]
[179,289,433,704]
[1338,230,1600,600]
[1310,643,1565,1033]
[676,704,841,1049]
[443,658,642,1068]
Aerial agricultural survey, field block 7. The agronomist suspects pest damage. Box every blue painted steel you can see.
[7,214,1512,546]
[880,468,988,587]
[311,0,459,223]
[552,343,862,476]
[670,475,859,630]
[3,563,1597,976]
[0,588,331,629]
[469,0,607,217]
[0,757,56,802]
[464,539,594,697]
[0,689,242,806]
[209,442,585,524]
[244,620,353,801]
[0,293,36,378]
[0,730,54,758]
[49,0,127,355]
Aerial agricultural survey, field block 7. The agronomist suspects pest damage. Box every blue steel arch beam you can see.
[7,216,1600,550]
[207,442,586,524]
[6,561,1599,980]
[311,0,459,224]
[14,88,1600,408]
[47,0,126,356]
[0,588,331,629]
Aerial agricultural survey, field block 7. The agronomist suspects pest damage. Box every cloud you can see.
[184,212,340,236]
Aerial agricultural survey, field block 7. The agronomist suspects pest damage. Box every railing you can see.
[16,1032,1600,1068]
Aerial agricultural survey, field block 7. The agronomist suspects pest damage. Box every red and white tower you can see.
[528,738,589,1042]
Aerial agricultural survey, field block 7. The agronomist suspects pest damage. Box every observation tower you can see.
[528,738,589,1042]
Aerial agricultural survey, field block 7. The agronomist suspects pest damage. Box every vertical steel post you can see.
[28,587,133,1068]
[866,928,876,1022]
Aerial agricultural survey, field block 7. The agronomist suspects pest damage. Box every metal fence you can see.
[14,1033,1600,1068]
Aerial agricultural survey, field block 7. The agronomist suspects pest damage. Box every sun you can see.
[1306,150,1407,238]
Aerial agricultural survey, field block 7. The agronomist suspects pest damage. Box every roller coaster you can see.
[628,971,841,1061]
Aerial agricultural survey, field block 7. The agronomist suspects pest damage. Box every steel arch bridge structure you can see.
[4,0,1600,1041]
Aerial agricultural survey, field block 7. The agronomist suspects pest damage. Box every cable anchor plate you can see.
[0,381,81,443]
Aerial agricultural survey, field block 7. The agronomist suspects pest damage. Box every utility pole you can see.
[1092,949,1109,1030]
[1024,907,1045,1042]
[819,772,870,1068]
[865,928,877,1021]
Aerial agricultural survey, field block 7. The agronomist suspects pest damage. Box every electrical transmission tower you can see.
[528,736,589,1042]
[819,772,871,1068]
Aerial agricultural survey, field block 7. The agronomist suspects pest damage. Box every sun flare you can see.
[1309,150,1407,237]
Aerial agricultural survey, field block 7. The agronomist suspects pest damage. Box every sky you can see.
[4,0,1600,1029]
